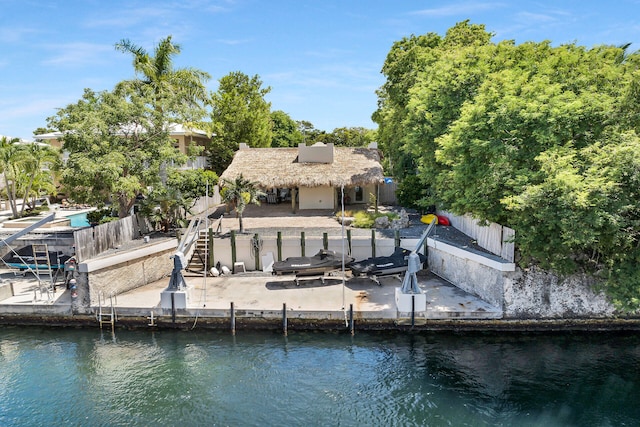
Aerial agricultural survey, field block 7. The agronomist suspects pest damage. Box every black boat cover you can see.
[272,249,354,276]
[2,245,71,270]
[350,246,426,277]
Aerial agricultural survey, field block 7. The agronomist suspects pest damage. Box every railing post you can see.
[208,228,215,269]
[323,232,328,250]
[277,231,283,261]
[300,231,306,257]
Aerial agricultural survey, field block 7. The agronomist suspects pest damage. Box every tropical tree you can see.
[0,138,58,217]
[115,35,211,122]
[374,20,640,310]
[297,120,325,143]
[166,168,218,212]
[18,142,59,215]
[271,110,303,147]
[48,88,185,218]
[220,174,264,233]
[208,72,272,174]
[319,127,376,147]
[0,136,23,217]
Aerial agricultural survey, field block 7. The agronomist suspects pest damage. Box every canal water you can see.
[0,327,638,426]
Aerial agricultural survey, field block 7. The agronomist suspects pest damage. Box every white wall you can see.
[299,186,335,209]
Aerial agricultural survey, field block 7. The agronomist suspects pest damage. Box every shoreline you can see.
[2,312,640,333]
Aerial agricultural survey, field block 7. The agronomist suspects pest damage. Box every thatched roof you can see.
[219,146,384,189]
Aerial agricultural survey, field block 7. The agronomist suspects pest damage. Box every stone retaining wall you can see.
[74,239,177,314]
[428,241,618,318]
[503,266,615,318]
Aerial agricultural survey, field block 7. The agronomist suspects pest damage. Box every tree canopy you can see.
[48,36,212,218]
[271,110,303,147]
[48,88,185,218]
[0,136,58,218]
[115,35,211,123]
[374,20,640,310]
[208,71,272,174]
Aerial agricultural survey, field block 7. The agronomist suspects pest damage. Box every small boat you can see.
[350,246,427,283]
[2,245,71,271]
[272,249,354,283]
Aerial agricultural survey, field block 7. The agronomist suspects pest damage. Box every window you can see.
[354,186,364,202]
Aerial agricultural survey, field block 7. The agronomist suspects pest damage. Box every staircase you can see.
[187,229,211,274]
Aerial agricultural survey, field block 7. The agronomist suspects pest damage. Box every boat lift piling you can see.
[349,304,354,335]
[282,303,288,336]
[230,301,236,335]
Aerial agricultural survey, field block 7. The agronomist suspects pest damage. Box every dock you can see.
[0,265,509,330]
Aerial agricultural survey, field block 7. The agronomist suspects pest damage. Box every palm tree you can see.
[18,143,59,215]
[0,136,23,217]
[221,174,265,233]
[115,35,211,115]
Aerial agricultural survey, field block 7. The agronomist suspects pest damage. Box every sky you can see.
[2,0,640,140]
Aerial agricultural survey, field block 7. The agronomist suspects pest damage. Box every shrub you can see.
[352,210,399,228]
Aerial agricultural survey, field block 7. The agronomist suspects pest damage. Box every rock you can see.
[340,216,354,226]
[374,216,390,229]
[391,209,410,230]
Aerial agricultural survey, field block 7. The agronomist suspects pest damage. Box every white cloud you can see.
[41,42,115,66]
[410,2,505,17]
[0,26,40,44]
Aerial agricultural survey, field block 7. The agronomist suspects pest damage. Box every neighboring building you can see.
[34,124,211,169]
[219,142,384,211]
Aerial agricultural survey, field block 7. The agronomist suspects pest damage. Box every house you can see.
[219,142,384,211]
[34,124,211,169]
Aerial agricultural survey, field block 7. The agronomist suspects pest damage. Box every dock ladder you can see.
[97,292,117,331]
[31,243,54,289]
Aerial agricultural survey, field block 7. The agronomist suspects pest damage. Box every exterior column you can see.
[291,188,297,214]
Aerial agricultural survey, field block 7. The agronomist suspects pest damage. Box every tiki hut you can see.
[219,142,384,211]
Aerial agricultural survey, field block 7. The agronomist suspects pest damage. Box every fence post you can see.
[371,229,376,258]
[277,231,282,261]
[347,229,352,255]
[300,231,306,257]
[253,233,260,271]
[323,232,328,250]
[231,230,237,266]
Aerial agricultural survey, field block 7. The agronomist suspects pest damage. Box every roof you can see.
[34,123,209,140]
[219,146,384,189]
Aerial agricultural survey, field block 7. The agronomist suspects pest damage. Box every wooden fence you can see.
[439,211,515,262]
[73,214,152,262]
[378,180,397,205]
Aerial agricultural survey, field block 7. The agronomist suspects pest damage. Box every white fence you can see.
[210,234,424,272]
[190,185,222,215]
[439,211,515,262]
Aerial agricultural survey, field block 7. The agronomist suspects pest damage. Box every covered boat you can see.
[272,249,354,277]
[2,245,70,271]
[350,246,427,283]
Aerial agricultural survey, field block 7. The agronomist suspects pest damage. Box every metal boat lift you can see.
[0,214,57,283]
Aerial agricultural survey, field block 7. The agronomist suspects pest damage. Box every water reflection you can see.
[0,327,638,426]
